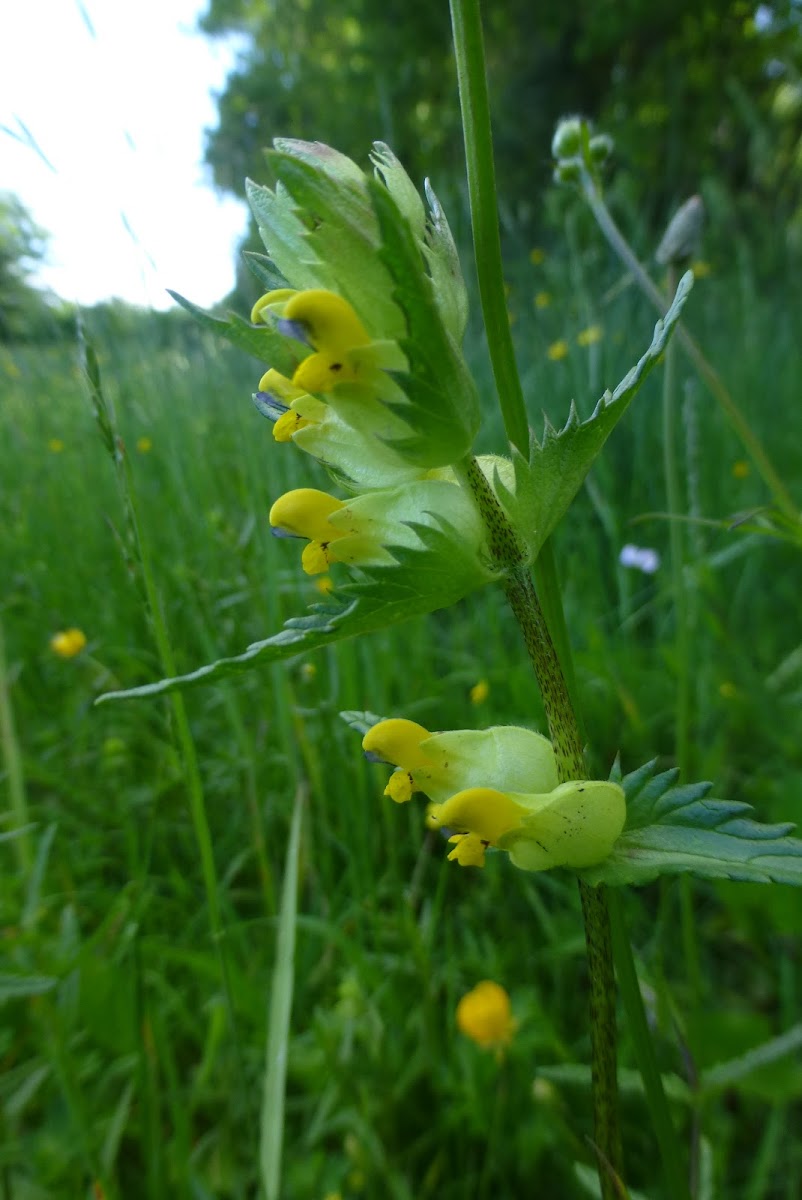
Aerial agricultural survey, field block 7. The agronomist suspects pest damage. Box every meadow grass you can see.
[2,236,801,1198]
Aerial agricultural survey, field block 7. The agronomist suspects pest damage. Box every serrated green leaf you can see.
[498,271,693,559]
[242,251,288,293]
[267,151,402,337]
[369,179,480,467]
[168,290,300,374]
[96,521,497,704]
[581,758,802,887]
[246,177,334,295]
[422,179,469,343]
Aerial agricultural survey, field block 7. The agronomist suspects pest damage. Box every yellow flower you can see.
[136,436,153,453]
[547,339,569,362]
[429,781,625,871]
[719,681,738,700]
[690,259,712,278]
[529,247,546,265]
[577,324,603,347]
[269,488,350,575]
[254,289,403,397]
[300,662,317,682]
[50,628,87,658]
[732,460,750,479]
[315,575,335,595]
[534,291,551,309]
[270,478,488,579]
[456,981,516,1049]
[48,438,65,453]
[469,678,489,705]
[361,719,625,873]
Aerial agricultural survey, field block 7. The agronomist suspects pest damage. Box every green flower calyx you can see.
[269,478,492,578]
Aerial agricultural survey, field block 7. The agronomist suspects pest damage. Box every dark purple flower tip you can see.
[253,390,289,422]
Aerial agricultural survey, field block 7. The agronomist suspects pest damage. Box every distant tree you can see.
[0,193,56,341]
[200,0,802,280]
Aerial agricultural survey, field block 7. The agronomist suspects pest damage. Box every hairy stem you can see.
[462,456,623,1193]
[505,566,623,1191]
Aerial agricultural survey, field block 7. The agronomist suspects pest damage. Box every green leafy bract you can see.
[168,290,300,375]
[581,758,802,887]
[265,150,404,339]
[495,271,693,560]
[368,179,480,468]
[96,521,498,704]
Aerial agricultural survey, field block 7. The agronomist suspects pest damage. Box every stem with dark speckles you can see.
[460,456,623,1195]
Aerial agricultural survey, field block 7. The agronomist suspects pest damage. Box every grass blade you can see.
[260,784,305,1200]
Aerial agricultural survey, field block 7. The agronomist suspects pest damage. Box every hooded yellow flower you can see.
[362,717,625,871]
[270,478,492,579]
[244,140,480,480]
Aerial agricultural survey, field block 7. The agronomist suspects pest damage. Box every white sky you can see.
[1,0,249,310]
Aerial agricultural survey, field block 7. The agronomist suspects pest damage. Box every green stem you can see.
[462,449,623,1193]
[662,263,691,782]
[449,8,624,1179]
[660,261,702,1015]
[504,566,623,1194]
[579,172,796,521]
[608,892,693,1200]
[450,0,529,456]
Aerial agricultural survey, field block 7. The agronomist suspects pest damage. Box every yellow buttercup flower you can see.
[732,460,750,479]
[136,436,153,453]
[529,247,546,265]
[48,438,65,453]
[690,259,712,278]
[547,339,569,362]
[577,324,603,347]
[50,628,87,658]
[534,291,551,309]
[456,981,517,1050]
[469,678,489,705]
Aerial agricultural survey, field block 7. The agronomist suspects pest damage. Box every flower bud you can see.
[551,116,584,161]
[656,195,704,266]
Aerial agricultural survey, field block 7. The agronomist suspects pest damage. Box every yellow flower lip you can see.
[283,290,371,351]
[429,787,528,845]
[269,488,345,541]
[251,288,298,325]
[362,718,433,767]
[447,832,489,867]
